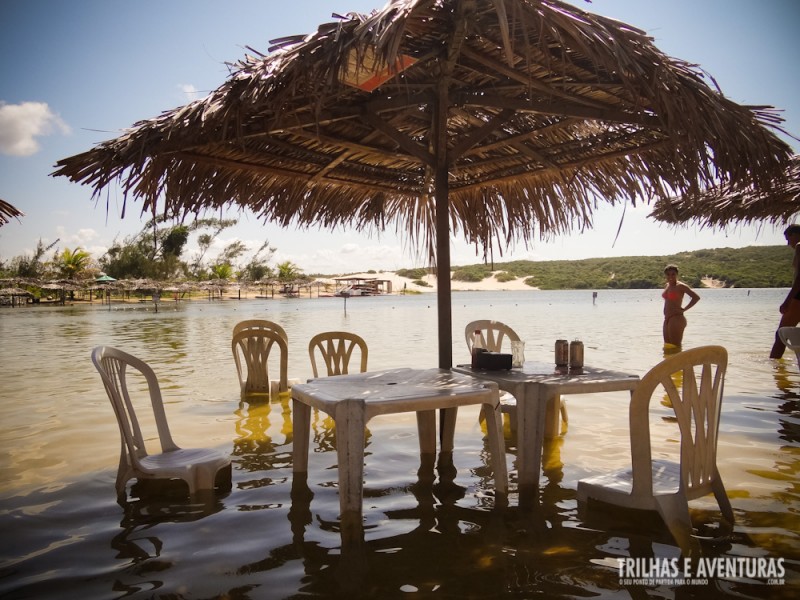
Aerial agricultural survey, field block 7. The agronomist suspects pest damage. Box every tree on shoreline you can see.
[54,247,92,280]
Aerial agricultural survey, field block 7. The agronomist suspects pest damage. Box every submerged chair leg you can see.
[712,476,735,525]
[116,460,130,500]
[655,494,697,555]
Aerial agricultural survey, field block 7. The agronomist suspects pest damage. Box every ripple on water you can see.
[0,290,798,598]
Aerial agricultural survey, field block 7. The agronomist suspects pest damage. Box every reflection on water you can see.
[1,289,798,598]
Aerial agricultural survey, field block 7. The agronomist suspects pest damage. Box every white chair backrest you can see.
[232,319,288,341]
[629,345,727,498]
[308,331,368,378]
[232,328,289,395]
[464,319,520,352]
[91,346,178,465]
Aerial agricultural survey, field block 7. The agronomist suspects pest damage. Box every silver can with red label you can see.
[555,339,569,366]
[569,340,584,369]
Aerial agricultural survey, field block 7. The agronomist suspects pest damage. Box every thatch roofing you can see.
[0,199,23,227]
[651,155,800,227]
[53,0,795,367]
[54,0,792,257]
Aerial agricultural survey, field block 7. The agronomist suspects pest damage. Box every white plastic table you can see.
[452,361,639,507]
[291,368,509,517]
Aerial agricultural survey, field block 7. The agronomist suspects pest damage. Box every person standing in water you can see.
[662,264,700,349]
[770,224,800,358]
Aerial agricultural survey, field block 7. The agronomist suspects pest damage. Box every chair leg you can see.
[191,465,219,495]
[504,404,518,434]
[711,477,735,525]
[292,399,312,473]
[482,401,508,499]
[116,454,131,500]
[216,463,233,491]
[544,395,562,438]
[654,494,698,555]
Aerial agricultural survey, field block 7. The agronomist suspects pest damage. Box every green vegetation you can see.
[452,265,492,282]
[448,245,793,289]
[0,218,282,285]
[396,267,430,280]
[494,271,516,283]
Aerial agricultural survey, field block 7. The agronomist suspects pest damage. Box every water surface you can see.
[1,289,797,598]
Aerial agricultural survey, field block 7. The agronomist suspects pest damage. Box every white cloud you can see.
[0,101,70,156]
[73,228,100,246]
[179,84,200,101]
[51,226,101,253]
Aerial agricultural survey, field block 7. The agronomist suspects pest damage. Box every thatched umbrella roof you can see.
[0,199,23,227]
[651,155,800,228]
[53,0,794,366]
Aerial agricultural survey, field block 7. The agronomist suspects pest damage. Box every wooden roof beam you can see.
[449,108,515,159]
[173,150,415,195]
[287,127,426,165]
[459,44,611,112]
[456,91,659,127]
[456,139,671,193]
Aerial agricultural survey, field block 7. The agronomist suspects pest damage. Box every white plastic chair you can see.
[778,326,800,368]
[464,319,568,432]
[465,319,521,353]
[577,345,734,554]
[308,331,368,377]
[232,327,297,398]
[91,346,232,501]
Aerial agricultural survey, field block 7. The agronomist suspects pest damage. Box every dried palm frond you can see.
[53,0,793,261]
[0,199,23,226]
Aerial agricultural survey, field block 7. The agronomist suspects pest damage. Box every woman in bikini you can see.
[662,264,700,349]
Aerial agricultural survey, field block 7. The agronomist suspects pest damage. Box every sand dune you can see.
[315,271,537,293]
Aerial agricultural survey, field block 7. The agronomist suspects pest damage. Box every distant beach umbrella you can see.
[53,0,794,367]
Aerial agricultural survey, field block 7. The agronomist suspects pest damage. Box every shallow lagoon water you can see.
[0,288,798,599]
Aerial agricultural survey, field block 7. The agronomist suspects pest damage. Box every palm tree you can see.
[276,261,302,282]
[56,247,92,280]
[210,263,233,280]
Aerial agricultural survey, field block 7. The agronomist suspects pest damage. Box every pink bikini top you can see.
[662,288,681,302]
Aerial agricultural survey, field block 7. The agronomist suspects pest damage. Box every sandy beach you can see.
[315,270,535,293]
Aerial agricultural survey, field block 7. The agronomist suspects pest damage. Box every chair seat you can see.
[578,459,681,510]
[138,447,231,473]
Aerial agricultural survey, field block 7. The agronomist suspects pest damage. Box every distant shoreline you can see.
[313,270,537,294]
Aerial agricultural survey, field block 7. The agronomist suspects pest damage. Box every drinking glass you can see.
[511,341,526,368]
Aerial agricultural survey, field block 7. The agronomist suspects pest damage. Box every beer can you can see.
[569,340,584,369]
[555,339,569,366]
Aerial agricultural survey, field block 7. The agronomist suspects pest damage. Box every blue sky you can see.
[1,0,798,274]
